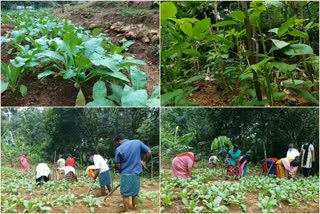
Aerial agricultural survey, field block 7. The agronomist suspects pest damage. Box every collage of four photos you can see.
[0,0,319,213]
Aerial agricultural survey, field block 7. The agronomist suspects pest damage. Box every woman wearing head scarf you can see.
[172,152,201,179]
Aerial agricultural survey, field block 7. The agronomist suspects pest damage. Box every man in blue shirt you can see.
[115,133,151,212]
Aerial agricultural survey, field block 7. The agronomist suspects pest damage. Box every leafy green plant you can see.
[82,195,102,213]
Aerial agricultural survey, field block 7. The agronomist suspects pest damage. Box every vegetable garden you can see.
[161,1,319,106]
[1,166,159,213]
[1,2,160,106]
[161,166,319,213]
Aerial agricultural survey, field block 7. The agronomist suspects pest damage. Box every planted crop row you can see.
[1,10,159,106]
[161,169,319,213]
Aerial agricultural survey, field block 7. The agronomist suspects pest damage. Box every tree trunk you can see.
[241,1,262,101]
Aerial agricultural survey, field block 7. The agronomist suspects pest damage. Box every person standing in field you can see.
[36,162,50,185]
[19,154,30,172]
[225,144,241,177]
[56,155,66,180]
[115,133,151,212]
[172,152,201,179]
[300,142,315,177]
[286,144,299,177]
[66,154,75,168]
[88,153,112,196]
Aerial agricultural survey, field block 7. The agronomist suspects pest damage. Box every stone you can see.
[125,31,137,39]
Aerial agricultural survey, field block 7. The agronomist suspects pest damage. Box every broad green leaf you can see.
[271,39,290,49]
[121,89,148,106]
[230,10,245,22]
[122,85,135,97]
[278,15,296,37]
[268,28,279,34]
[93,68,130,82]
[63,69,77,80]
[75,89,86,106]
[75,55,91,70]
[283,79,313,88]
[87,98,115,106]
[181,22,193,37]
[271,62,296,74]
[90,54,121,72]
[212,20,237,27]
[150,85,160,99]
[272,92,286,101]
[36,50,65,63]
[130,67,147,90]
[285,86,319,104]
[161,2,177,21]
[146,98,160,107]
[92,28,102,37]
[11,57,27,67]
[239,72,253,81]
[283,44,314,56]
[287,29,308,39]
[182,49,200,56]
[108,83,123,103]
[192,18,211,36]
[181,75,206,85]
[37,70,55,79]
[1,81,9,93]
[63,32,78,54]
[19,84,27,96]
[121,57,146,67]
[93,80,107,100]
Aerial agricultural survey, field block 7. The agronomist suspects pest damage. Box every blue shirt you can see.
[115,139,150,175]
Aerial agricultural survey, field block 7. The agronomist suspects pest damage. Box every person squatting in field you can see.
[172,152,201,179]
[63,166,78,183]
[19,153,30,172]
[56,155,66,180]
[88,153,112,196]
[208,155,219,168]
[115,133,151,212]
[35,162,50,185]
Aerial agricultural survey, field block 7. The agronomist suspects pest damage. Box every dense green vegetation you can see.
[161,108,319,170]
[161,1,319,106]
[1,108,160,176]
[1,9,159,106]
[161,167,319,213]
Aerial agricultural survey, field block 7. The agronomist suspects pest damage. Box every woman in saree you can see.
[172,152,201,179]
[19,154,30,172]
[276,156,299,178]
[225,144,241,176]
[238,154,251,177]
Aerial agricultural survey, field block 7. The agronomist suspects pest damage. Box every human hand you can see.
[141,160,146,168]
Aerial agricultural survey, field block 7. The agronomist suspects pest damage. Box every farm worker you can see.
[208,155,219,168]
[238,154,251,177]
[262,158,279,177]
[225,144,241,176]
[286,144,299,177]
[300,142,315,177]
[66,154,75,167]
[63,166,78,183]
[115,133,151,212]
[35,162,50,185]
[276,157,298,178]
[56,155,66,180]
[172,152,201,179]
[88,153,112,196]
[19,154,30,172]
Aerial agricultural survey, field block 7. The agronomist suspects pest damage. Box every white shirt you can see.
[57,158,66,168]
[36,163,50,179]
[287,148,300,159]
[93,155,109,173]
[63,166,75,175]
[209,156,219,164]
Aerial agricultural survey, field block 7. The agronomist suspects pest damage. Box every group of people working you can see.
[264,143,315,178]
[172,142,316,180]
[18,134,151,212]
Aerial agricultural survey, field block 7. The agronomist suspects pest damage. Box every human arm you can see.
[94,169,100,180]
[141,150,151,167]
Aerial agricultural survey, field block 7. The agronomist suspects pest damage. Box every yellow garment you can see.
[276,159,285,178]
